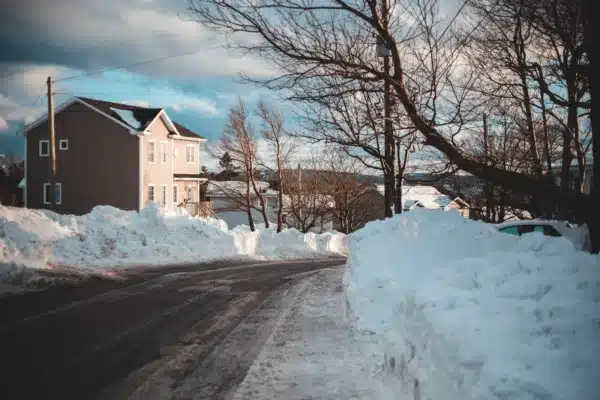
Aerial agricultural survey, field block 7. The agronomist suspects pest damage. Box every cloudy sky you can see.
[0,0,292,167]
[0,0,461,169]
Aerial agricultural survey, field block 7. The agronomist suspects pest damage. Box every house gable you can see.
[25,99,140,214]
[143,109,206,142]
[23,97,141,137]
[445,197,470,210]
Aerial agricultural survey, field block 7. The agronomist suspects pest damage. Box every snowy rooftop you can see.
[207,180,271,196]
[109,107,145,130]
[376,184,454,209]
[281,193,336,209]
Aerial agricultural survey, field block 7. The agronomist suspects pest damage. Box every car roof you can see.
[494,219,570,229]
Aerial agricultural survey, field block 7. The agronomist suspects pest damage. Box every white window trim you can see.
[186,144,196,164]
[59,139,69,150]
[173,185,178,205]
[147,140,157,164]
[147,184,156,203]
[160,141,168,164]
[187,184,195,202]
[43,182,62,205]
[39,140,49,157]
[161,184,168,206]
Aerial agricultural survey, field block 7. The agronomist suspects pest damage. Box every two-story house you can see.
[22,96,212,216]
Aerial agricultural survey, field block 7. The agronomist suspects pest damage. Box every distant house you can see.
[206,181,335,232]
[347,183,470,228]
[550,163,594,195]
[280,193,335,233]
[21,96,212,216]
[391,184,471,217]
[207,180,278,228]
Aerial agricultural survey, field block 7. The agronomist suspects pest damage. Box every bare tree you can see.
[294,76,419,215]
[188,0,595,249]
[281,158,334,233]
[257,101,296,232]
[215,99,270,230]
[522,0,589,193]
[321,149,378,233]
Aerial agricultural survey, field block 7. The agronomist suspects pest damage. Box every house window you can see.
[161,185,167,205]
[186,144,196,163]
[43,183,62,205]
[187,185,194,202]
[173,185,178,204]
[160,142,167,164]
[59,139,69,150]
[39,140,49,157]
[147,141,156,163]
[148,184,155,203]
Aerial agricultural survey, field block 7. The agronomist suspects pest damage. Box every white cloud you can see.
[0,116,8,131]
[122,100,153,108]
[171,97,218,115]
[0,93,46,126]
[7,0,276,79]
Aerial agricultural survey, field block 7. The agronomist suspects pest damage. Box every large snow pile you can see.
[343,209,600,400]
[0,204,346,286]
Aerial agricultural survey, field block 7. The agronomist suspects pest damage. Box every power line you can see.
[438,0,470,41]
[53,92,201,96]
[53,43,227,83]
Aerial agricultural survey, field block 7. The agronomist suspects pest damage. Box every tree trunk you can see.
[395,141,403,214]
[245,174,255,232]
[582,0,600,253]
[483,114,494,222]
[277,179,284,233]
[276,158,284,233]
[249,161,269,228]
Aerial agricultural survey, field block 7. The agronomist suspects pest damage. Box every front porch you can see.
[180,200,216,218]
[173,174,215,218]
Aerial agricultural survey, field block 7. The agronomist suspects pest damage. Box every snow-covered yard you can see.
[344,209,600,400]
[0,204,347,288]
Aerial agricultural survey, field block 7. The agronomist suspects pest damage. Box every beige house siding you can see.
[173,181,199,203]
[26,100,139,214]
[141,117,175,209]
[173,139,201,175]
[448,201,469,218]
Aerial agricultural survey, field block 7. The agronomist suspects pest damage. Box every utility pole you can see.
[483,114,492,221]
[297,163,302,223]
[377,0,395,218]
[47,77,57,211]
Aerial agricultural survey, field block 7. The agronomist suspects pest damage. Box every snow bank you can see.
[343,209,600,400]
[0,204,346,286]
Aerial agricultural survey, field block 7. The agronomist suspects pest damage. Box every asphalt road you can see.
[0,258,345,400]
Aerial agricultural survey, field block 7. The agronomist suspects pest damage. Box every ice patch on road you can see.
[232,267,389,399]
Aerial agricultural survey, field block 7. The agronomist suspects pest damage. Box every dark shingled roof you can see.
[172,122,204,139]
[77,97,161,131]
[77,97,204,139]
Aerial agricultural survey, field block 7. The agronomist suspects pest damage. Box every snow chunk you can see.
[109,107,144,130]
[343,209,600,400]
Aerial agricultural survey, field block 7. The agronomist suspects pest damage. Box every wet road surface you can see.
[0,258,345,400]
